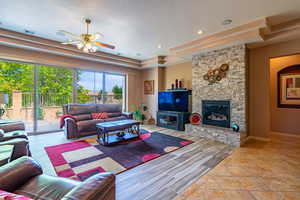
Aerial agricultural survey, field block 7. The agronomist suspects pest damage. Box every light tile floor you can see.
[176,133,300,200]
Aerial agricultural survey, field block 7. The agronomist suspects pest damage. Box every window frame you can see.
[0,58,127,134]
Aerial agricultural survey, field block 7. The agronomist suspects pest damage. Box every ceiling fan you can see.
[58,18,115,53]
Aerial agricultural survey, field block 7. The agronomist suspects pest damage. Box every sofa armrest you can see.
[62,172,115,200]
[0,122,25,133]
[122,112,133,119]
[0,138,31,161]
[0,134,28,142]
[0,138,28,146]
[0,131,28,142]
[0,157,43,192]
[64,118,79,139]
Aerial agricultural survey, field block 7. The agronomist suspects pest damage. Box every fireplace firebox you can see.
[202,100,230,128]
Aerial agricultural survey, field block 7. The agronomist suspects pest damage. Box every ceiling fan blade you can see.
[62,40,81,45]
[95,41,115,49]
[94,32,104,39]
[57,30,80,38]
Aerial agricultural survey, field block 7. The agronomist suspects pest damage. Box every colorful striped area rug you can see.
[45,130,193,181]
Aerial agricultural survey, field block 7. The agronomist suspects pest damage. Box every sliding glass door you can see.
[0,60,127,134]
[77,71,103,104]
[77,71,126,110]
[36,65,73,132]
[104,73,126,108]
[0,61,35,132]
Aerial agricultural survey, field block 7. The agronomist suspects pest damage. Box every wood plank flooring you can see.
[29,125,234,200]
[116,125,234,200]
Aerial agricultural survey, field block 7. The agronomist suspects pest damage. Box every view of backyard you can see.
[0,61,125,133]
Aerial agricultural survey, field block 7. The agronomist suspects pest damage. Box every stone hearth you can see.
[186,124,247,147]
[186,45,247,147]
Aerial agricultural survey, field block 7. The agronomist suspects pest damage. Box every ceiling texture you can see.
[1,0,300,63]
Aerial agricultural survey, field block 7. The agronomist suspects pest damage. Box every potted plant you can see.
[132,103,148,124]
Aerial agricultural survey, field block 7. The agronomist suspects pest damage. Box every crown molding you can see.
[0,28,142,68]
[142,17,300,68]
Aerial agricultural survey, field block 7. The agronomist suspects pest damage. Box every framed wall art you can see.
[144,80,154,95]
[278,64,300,108]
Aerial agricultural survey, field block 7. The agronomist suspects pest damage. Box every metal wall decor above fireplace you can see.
[202,100,230,128]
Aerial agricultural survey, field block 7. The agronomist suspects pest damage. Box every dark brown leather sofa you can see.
[0,137,30,166]
[63,104,133,139]
[0,157,115,200]
[0,121,30,166]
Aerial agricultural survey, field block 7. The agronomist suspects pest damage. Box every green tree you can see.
[0,62,34,93]
[0,62,90,105]
[112,85,123,100]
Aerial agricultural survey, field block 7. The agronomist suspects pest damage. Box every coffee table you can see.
[96,120,141,145]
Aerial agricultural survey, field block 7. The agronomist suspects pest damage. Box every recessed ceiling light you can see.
[197,30,203,35]
[222,19,232,25]
[158,44,162,49]
[24,29,35,35]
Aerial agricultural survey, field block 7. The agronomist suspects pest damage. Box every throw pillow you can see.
[0,190,33,200]
[91,112,108,119]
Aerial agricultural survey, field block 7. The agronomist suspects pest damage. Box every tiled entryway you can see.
[176,133,300,200]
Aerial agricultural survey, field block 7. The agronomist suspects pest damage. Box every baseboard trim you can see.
[271,132,300,138]
[246,136,271,142]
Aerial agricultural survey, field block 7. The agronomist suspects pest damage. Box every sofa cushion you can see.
[107,112,122,118]
[77,119,105,132]
[96,104,122,113]
[67,104,97,115]
[74,114,92,121]
[15,175,78,200]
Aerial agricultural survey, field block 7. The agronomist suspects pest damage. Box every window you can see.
[0,59,127,134]
[77,70,126,110]
[36,65,73,132]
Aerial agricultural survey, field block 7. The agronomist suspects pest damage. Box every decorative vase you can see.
[179,81,183,88]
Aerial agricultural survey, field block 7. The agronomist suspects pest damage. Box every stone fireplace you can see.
[202,100,230,128]
[185,45,247,147]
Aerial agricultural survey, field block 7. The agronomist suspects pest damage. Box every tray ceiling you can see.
[1,0,300,60]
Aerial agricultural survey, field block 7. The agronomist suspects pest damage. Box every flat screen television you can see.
[158,91,189,112]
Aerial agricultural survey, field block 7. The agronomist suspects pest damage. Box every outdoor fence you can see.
[1,91,124,123]
[1,91,123,108]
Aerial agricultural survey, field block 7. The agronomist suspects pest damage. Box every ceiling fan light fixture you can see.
[83,47,89,53]
[58,18,115,53]
[77,43,84,49]
[91,46,97,52]
[85,42,92,49]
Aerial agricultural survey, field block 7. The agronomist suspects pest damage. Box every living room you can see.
[0,1,300,200]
